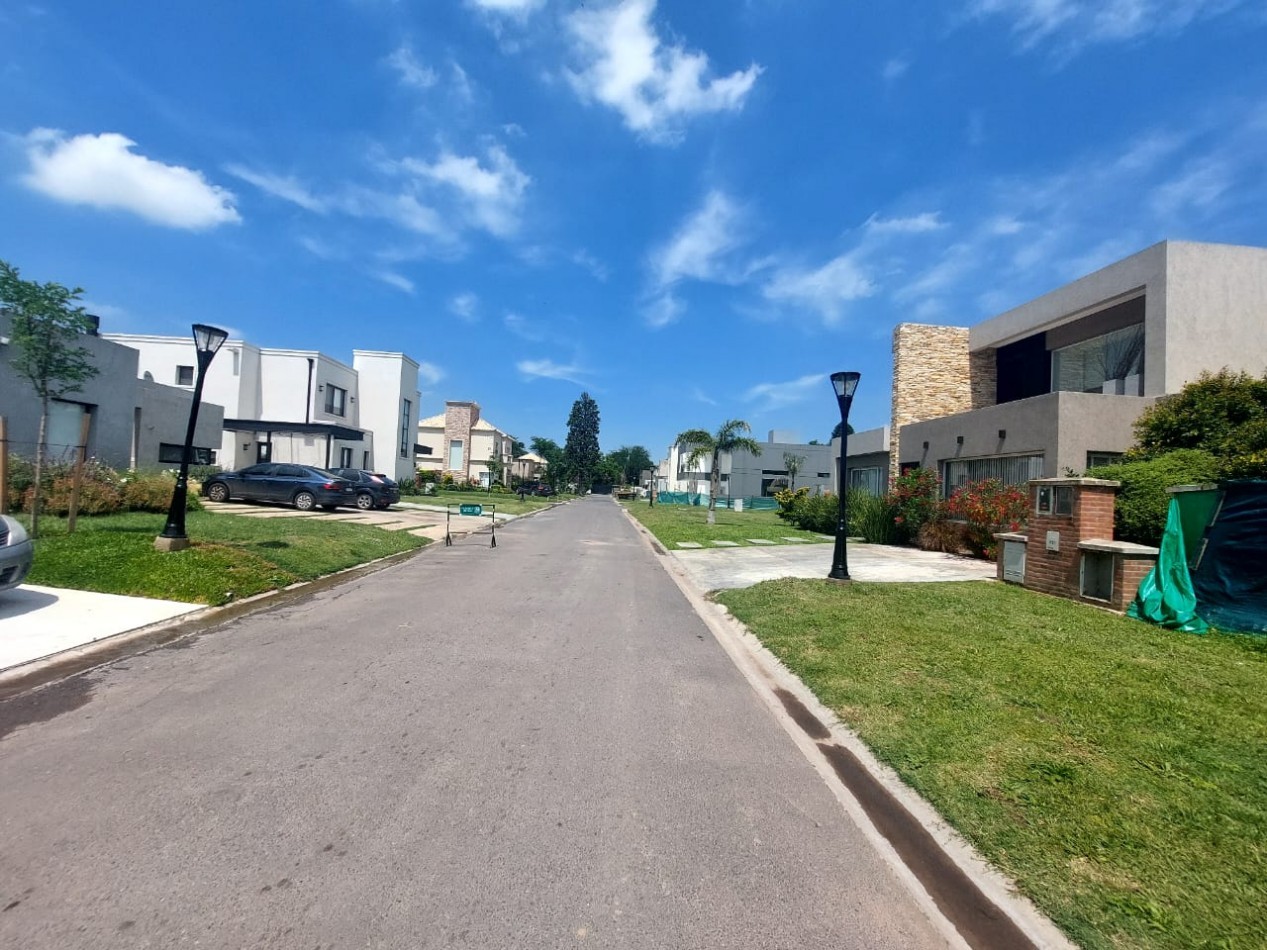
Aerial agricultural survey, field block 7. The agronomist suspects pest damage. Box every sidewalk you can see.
[0,585,202,672]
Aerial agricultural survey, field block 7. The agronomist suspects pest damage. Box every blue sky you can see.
[3,1,1266,458]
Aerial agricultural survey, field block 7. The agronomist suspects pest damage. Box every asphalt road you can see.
[0,497,950,949]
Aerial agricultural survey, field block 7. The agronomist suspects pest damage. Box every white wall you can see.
[353,350,421,481]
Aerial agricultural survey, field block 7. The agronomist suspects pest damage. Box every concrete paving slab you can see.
[781,537,811,543]
[711,540,740,547]
[747,538,776,545]
[676,541,704,549]
[0,585,201,672]
[672,541,997,591]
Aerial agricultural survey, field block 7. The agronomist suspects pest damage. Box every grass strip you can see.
[716,579,1267,950]
[622,501,828,547]
[26,511,427,605]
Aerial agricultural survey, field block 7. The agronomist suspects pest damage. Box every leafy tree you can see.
[484,453,505,489]
[783,452,806,490]
[606,445,655,486]
[830,421,855,440]
[1,260,99,536]
[529,436,565,489]
[1131,368,1267,477]
[564,392,601,492]
[595,455,621,486]
[675,419,761,525]
[509,438,527,459]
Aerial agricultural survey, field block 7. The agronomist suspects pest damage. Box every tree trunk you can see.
[31,394,48,537]
[708,450,719,526]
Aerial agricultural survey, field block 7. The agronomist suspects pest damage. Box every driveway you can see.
[671,540,997,591]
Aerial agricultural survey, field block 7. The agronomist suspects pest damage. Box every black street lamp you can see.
[155,323,228,552]
[828,371,861,582]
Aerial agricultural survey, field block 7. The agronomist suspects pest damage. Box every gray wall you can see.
[900,391,1156,479]
[2,314,224,470]
[727,441,836,498]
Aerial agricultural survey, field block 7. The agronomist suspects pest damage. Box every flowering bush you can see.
[945,478,1029,560]
[773,486,810,521]
[887,468,942,542]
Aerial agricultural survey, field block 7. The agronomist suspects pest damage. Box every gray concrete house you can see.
[661,431,836,499]
[1,313,223,471]
[891,240,1267,495]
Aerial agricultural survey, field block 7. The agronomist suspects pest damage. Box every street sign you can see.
[459,503,483,516]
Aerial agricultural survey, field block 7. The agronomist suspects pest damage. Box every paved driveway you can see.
[671,540,997,590]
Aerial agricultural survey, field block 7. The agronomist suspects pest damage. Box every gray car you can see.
[0,515,34,592]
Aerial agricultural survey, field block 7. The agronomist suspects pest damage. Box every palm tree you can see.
[674,419,762,525]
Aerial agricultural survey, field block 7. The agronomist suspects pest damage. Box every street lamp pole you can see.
[828,371,861,582]
[156,324,228,552]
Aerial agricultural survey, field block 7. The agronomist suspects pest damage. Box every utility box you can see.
[1002,539,1026,584]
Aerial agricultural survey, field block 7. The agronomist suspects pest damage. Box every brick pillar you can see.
[1022,478,1120,599]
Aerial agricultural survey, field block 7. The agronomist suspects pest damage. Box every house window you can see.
[325,385,347,417]
[1036,485,1074,516]
[847,466,886,497]
[340,447,353,467]
[448,439,464,471]
[176,365,194,386]
[363,450,370,468]
[400,399,412,458]
[1087,451,1124,469]
[943,454,1044,498]
[1052,323,1145,395]
[159,443,213,465]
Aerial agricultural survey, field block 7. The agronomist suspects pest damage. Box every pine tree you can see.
[564,392,601,492]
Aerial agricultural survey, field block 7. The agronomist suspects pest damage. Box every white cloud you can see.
[761,251,877,324]
[22,129,240,230]
[572,248,610,281]
[401,144,530,236]
[744,373,825,413]
[225,164,327,212]
[966,0,1248,52]
[865,211,947,234]
[517,358,588,385]
[386,45,438,90]
[882,57,910,81]
[467,0,544,14]
[373,270,415,294]
[566,0,762,143]
[417,361,445,387]
[449,291,479,321]
[504,312,544,340]
[691,386,718,406]
[644,190,749,326]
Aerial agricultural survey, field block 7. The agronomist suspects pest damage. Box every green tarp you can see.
[654,493,779,510]
[1191,481,1267,634]
[1127,497,1209,634]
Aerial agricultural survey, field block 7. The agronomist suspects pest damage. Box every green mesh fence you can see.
[654,493,778,510]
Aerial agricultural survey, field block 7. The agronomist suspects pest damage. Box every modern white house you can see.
[104,334,422,481]
[2,313,224,471]
[416,400,516,487]
[890,240,1267,494]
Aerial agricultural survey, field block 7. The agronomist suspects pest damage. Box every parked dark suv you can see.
[330,469,401,510]
[201,464,355,511]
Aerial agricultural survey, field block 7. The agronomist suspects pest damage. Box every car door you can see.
[234,464,276,501]
[271,464,309,503]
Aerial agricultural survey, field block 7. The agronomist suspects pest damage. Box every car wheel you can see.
[294,491,316,511]
[207,483,230,502]
[356,492,375,510]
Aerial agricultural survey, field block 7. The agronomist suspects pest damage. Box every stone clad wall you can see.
[443,402,478,477]
[889,324,973,486]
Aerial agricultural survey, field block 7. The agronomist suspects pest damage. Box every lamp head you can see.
[830,371,861,408]
[192,324,229,356]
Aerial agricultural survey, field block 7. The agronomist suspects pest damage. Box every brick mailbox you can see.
[996,478,1159,612]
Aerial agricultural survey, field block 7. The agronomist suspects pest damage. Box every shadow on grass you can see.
[252,540,291,550]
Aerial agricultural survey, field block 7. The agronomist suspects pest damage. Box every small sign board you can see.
[459,503,483,516]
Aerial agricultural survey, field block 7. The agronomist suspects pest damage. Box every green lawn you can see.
[622,500,829,547]
[403,489,568,516]
[716,579,1267,950]
[25,511,427,605]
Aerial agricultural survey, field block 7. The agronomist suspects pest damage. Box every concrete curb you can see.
[619,505,1076,950]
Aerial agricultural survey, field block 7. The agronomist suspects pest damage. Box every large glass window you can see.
[847,466,886,497]
[943,454,1044,498]
[324,384,347,417]
[400,399,412,458]
[1052,324,1145,395]
[448,439,464,471]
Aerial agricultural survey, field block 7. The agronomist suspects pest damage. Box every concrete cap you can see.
[1030,477,1121,488]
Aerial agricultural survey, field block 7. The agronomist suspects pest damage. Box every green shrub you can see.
[1086,449,1221,544]
[850,490,900,544]
[917,518,966,554]
[1221,449,1267,480]
[773,486,810,521]
[782,493,837,533]
[39,476,124,515]
[119,473,201,513]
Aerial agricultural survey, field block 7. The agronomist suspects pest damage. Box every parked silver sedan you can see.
[0,515,34,593]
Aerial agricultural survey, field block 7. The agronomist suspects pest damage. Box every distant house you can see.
[1,313,223,471]
[659,430,835,499]
[511,452,548,483]
[416,401,515,487]
[104,334,421,481]
[890,240,1267,495]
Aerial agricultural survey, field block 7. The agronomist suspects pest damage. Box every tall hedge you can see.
[1085,449,1220,545]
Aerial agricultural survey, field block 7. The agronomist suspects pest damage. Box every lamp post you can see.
[156,323,228,552]
[828,371,861,582]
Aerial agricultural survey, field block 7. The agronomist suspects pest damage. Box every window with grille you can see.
[943,454,1044,498]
